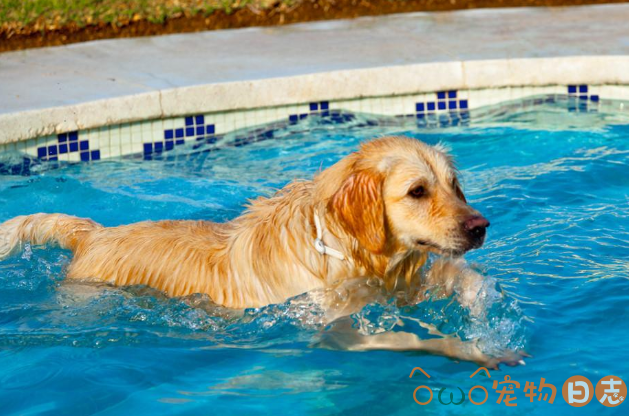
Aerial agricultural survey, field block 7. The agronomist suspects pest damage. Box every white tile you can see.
[143,120,162,143]
[598,85,629,101]
[4,142,16,153]
[14,140,26,155]
[85,129,99,150]
[129,121,142,139]
[97,127,110,156]
[109,126,122,157]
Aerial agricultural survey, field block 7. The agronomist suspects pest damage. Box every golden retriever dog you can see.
[0,136,519,367]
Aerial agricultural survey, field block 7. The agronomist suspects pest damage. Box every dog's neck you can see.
[319,208,426,290]
[311,210,346,261]
[219,182,352,307]
[221,180,426,307]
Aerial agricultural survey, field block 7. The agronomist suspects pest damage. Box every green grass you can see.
[0,0,287,30]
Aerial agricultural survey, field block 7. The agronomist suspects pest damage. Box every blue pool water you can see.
[0,101,628,415]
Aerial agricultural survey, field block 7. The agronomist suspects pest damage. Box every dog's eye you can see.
[409,185,426,198]
[453,180,467,202]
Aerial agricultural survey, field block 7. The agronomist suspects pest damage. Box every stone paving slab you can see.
[1,5,629,143]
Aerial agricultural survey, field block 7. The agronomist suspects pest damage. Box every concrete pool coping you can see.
[2,4,629,144]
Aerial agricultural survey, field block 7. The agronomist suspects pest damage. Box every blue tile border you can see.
[11,83,620,172]
[566,85,599,112]
[36,131,101,162]
[289,101,330,124]
[414,90,470,127]
[146,114,215,160]
[0,157,36,176]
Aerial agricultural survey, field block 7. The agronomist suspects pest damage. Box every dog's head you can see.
[323,136,489,257]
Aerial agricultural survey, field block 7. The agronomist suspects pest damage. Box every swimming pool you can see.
[0,100,627,415]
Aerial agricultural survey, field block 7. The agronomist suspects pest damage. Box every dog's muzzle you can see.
[463,215,490,249]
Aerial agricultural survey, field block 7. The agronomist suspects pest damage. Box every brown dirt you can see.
[1,0,627,53]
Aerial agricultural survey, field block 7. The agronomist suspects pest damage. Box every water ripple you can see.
[0,102,627,414]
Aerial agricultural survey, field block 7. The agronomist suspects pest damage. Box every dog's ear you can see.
[329,169,387,254]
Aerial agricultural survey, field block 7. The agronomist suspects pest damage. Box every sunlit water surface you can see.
[0,102,628,415]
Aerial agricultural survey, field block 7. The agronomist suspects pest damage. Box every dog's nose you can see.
[463,215,490,247]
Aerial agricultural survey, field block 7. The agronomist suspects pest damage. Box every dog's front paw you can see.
[474,349,530,370]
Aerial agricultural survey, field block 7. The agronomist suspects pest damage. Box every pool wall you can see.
[3,83,629,164]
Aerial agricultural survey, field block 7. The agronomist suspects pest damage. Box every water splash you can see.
[0,244,527,357]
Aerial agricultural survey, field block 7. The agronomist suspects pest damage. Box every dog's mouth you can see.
[416,239,440,250]
[415,239,469,257]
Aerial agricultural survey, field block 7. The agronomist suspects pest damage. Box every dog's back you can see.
[68,220,231,297]
[0,215,237,298]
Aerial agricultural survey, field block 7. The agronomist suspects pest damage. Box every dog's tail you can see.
[0,213,102,259]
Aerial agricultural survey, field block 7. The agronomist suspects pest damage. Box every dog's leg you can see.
[315,317,522,369]
[0,213,101,259]
[311,277,388,323]
[423,257,487,314]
